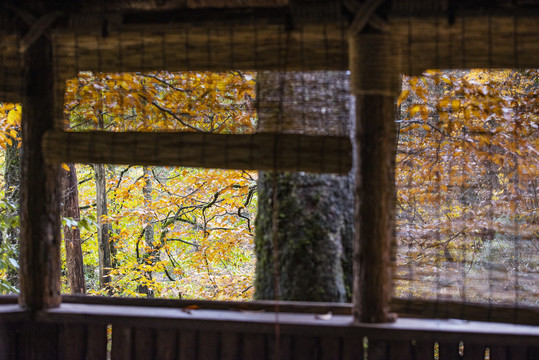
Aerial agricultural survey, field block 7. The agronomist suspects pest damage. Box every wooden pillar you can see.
[19,34,62,309]
[349,33,399,323]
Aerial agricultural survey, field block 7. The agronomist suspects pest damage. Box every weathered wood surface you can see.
[178,330,198,360]
[86,324,109,360]
[19,322,60,360]
[0,295,18,305]
[111,325,132,360]
[350,33,398,324]
[62,294,354,314]
[58,295,539,326]
[50,12,539,75]
[0,10,537,106]
[42,131,352,174]
[19,34,62,310]
[1,303,539,359]
[389,298,539,327]
[155,328,177,360]
[221,332,241,360]
[0,320,18,360]
[393,15,539,75]
[58,323,86,360]
[36,304,539,345]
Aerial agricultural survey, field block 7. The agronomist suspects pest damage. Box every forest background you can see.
[0,69,537,305]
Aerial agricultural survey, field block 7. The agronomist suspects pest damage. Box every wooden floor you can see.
[1,298,539,360]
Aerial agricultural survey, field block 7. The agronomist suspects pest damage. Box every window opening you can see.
[60,70,258,300]
[394,69,539,307]
[0,102,21,294]
[57,69,353,302]
[62,164,257,300]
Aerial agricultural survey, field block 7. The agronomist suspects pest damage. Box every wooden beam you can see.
[51,12,538,76]
[62,295,354,315]
[38,303,539,345]
[350,32,399,323]
[392,15,539,75]
[19,35,62,310]
[1,13,537,105]
[57,295,539,327]
[42,131,352,174]
[389,298,539,328]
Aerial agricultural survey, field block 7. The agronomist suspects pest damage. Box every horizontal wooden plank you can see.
[62,295,353,315]
[51,14,539,77]
[1,13,538,108]
[0,295,18,305]
[36,303,539,346]
[392,15,539,75]
[390,298,539,327]
[52,21,348,78]
[0,305,28,323]
[42,130,352,174]
[60,295,539,326]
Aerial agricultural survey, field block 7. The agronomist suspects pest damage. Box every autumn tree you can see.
[63,71,258,299]
[0,104,21,293]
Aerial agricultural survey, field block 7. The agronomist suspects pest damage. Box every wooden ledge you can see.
[0,304,29,323]
[36,303,539,346]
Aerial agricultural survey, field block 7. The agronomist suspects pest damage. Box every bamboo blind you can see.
[38,7,354,174]
[393,69,539,314]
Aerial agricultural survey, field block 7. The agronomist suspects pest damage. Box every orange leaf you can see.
[397,90,410,107]
[451,100,460,112]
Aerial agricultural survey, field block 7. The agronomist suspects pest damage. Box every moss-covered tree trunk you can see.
[255,172,354,302]
[254,71,353,302]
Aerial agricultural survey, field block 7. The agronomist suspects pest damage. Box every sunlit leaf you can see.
[397,90,410,107]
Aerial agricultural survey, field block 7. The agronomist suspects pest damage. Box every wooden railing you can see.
[1,296,539,360]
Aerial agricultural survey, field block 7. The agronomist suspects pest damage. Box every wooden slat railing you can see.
[3,294,539,325]
[2,300,539,360]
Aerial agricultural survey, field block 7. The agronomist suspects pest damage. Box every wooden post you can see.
[19,34,62,309]
[349,32,399,323]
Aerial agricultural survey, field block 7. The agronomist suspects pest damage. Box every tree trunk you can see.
[3,131,20,289]
[95,163,112,290]
[254,172,354,302]
[254,71,353,302]
[138,166,156,298]
[61,164,85,294]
